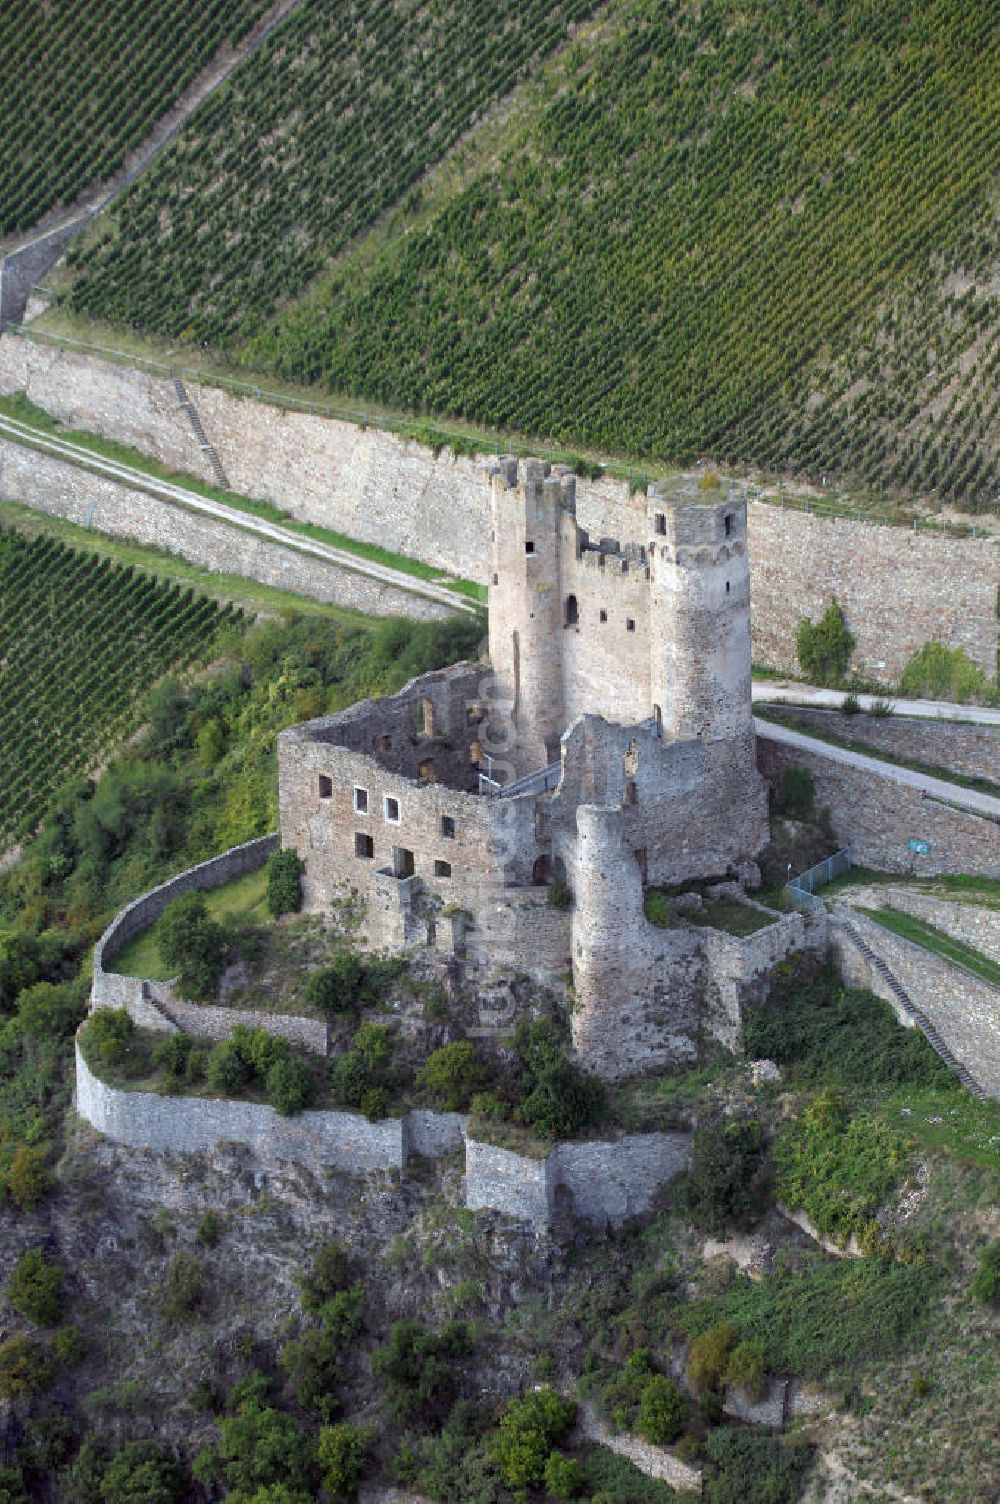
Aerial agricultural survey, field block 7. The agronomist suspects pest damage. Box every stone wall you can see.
[701,907,825,1050]
[145,984,330,1055]
[575,1405,703,1494]
[832,909,1000,1096]
[880,888,1000,967]
[747,503,998,684]
[0,437,450,620]
[1,335,995,688]
[762,706,1000,785]
[464,1129,692,1230]
[756,732,1000,877]
[0,217,92,329]
[76,1039,408,1174]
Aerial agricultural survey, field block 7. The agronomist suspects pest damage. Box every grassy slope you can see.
[0,0,271,239]
[227,0,999,515]
[857,904,1000,989]
[111,865,269,979]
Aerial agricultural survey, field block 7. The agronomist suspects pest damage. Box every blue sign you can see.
[907,838,931,856]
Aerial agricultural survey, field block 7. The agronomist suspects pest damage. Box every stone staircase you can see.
[172,376,231,490]
[833,907,986,1099]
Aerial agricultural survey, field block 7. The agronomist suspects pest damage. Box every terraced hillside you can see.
[65,0,598,341]
[64,0,1000,514]
[0,0,273,239]
[0,529,241,846]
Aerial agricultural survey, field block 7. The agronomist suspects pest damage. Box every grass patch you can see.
[688,900,776,937]
[877,1086,1000,1172]
[579,1444,677,1502]
[682,1255,942,1379]
[856,907,1000,989]
[0,392,485,604]
[773,1100,913,1247]
[108,867,270,980]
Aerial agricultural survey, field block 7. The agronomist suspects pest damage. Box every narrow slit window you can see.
[626,618,636,633]
[654,512,666,536]
[384,795,401,823]
[441,815,456,839]
[599,608,608,623]
[565,594,579,627]
[725,514,733,537]
[353,786,368,814]
[318,775,333,799]
[624,779,638,806]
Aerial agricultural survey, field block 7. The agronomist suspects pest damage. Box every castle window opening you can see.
[725,513,733,537]
[419,759,436,782]
[384,795,401,823]
[624,739,638,774]
[318,775,333,799]
[441,815,456,839]
[420,697,434,737]
[377,734,391,753]
[534,808,547,839]
[433,859,452,879]
[598,553,606,569]
[355,832,374,859]
[654,512,666,535]
[600,609,608,623]
[626,618,636,632]
[726,580,731,593]
[469,739,483,766]
[653,704,662,732]
[525,540,535,554]
[353,786,368,814]
[493,573,499,585]
[635,846,648,883]
[532,855,552,885]
[624,779,638,806]
[565,594,579,627]
[393,847,415,879]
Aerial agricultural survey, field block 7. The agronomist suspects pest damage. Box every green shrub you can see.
[637,1375,686,1444]
[371,1320,471,1425]
[840,692,861,715]
[354,1022,392,1069]
[52,1324,87,1364]
[684,1117,766,1235]
[687,1324,737,1392]
[101,1442,186,1504]
[267,849,305,918]
[796,599,855,685]
[281,1325,341,1421]
[972,1242,1000,1306]
[231,1024,289,1078]
[775,765,814,821]
[79,1007,135,1069]
[212,1400,316,1497]
[548,877,573,909]
[298,1240,350,1313]
[163,1251,206,1322]
[197,1210,223,1248]
[724,1339,768,1401]
[417,1040,485,1110]
[205,1039,253,1095]
[7,1248,65,1326]
[0,1334,53,1398]
[330,1050,369,1108]
[544,1450,584,1499]
[266,1057,315,1117]
[361,1085,389,1121]
[704,1427,811,1504]
[5,1144,52,1211]
[304,954,365,1016]
[159,891,226,1002]
[317,1423,368,1501]
[521,1056,604,1139]
[152,1032,195,1079]
[900,641,992,704]
[318,1284,365,1345]
[491,1387,576,1491]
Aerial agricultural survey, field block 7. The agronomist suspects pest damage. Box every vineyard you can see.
[0,529,241,846]
[65,0,598,342]
[1,0,272,239]
[221,0,997,514]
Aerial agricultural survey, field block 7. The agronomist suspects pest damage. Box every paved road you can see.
[752,680,1000,728]
[0,413,478,615]
[754,716,1000,821]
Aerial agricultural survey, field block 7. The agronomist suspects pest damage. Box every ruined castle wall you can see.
[879,889,1000,968]
[0,438,449,620]
[76,1039,408,1173]
[756,733,1000,877]
[144,985,329,1055]
[465,1138,554,1225]
[701,908,824,1051]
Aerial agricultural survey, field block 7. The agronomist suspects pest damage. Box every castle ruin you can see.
[279,459,785,1079]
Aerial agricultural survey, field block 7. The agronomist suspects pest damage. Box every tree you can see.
[371,1321,468,1424]
[5,1144,52,1211]
[491,1388,576,1491]
[684,1117,766,1235]
[267,849,305,918]
[158,891,226,1002]
[215,1401,316,1496]
[304,954,365,1016]
[298,1240,350,1313]
[266,1057,315,1117]
[0,1335,53,1399]
[417,1040,485,1110]
[724,1339,768,1401]
[101,1443,185,1504]
[637,1375,686,1444]
[280,1325,341,1420]
[521,1056,603,1138]
[972,1242,1000,1306]
[687,1324,737,1393]
[796,598,855,685]
[544,1450,584,1499]
[317,1424,368,1501]
[7,1248,65,1326]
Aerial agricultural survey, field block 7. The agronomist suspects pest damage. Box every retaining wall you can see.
[1,336,996,686]
[761,706,1000,786]
[0,217,92,329]
[832,909,1000,1096]
[0,438,450,620]
[880,888,1000,968]
[756,734,1000,878]
[576,1405,703,1494]
[465,1130,691,1230]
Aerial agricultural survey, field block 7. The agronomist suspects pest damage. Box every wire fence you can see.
[784,846,853,912]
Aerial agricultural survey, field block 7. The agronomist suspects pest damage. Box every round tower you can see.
[647,490,754,743]
[570,804,644,1066]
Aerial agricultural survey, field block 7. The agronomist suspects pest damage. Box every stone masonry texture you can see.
[762,706,999,786]
[0,336,995,687]
[880,888,1000,968]
[0,438,451,620]
[757,732,1000,877]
